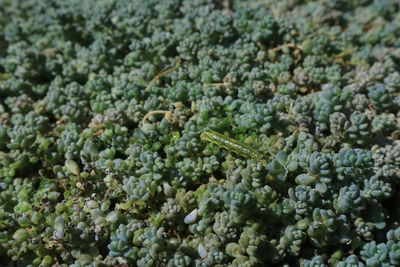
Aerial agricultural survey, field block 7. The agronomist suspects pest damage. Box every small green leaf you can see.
[12,228,29,243]
[276,173,286,182]
[275,150,288,166]
[105,211,120,223]
[0,73,12,80]
[295,173,316,185]
[54,216,65,231]
[65,159,80,176]
[286,161,298,172]
[267,160,284,175]
[315,183,328,193]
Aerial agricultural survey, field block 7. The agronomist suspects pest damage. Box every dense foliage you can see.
[0,0,400,266]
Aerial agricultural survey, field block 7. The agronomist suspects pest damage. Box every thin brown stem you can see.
[145,59,181,91]
[142,110,172,124]
[268,43,302,53]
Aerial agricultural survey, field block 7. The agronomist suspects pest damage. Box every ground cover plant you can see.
[0,0,400,266]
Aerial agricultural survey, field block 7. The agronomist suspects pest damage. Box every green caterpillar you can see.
[200,130,264,160]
